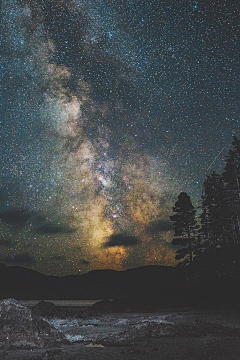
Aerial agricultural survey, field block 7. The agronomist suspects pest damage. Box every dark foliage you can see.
[170,192,197,264]
[169,137,240,307]
[222,136,240,245]
[199,172,227,253]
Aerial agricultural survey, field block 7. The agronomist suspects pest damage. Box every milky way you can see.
[0,0,239,274]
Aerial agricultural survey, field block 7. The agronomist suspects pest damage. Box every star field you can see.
[0,0,239,275]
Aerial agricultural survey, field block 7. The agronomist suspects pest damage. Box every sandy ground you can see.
[1,309,240,359]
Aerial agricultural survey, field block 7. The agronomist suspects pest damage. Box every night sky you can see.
[0,0,239,275]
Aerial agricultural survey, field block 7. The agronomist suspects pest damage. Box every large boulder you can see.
[91,299,114,313]
[32,300,56,317]
[0,298,69,350]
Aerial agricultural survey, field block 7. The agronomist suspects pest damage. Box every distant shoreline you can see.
[20,300,101,307]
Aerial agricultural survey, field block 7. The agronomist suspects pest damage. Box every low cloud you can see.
[0,238,14,248]
[0,208,32,228]
[146,219,173,234]
[36,223,75,235]
[51,255,65,261]
[104,234,140,248]
[1,253,36,265]
[80,259,90,265]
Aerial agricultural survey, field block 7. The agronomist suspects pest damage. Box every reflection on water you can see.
[20,300,100,307]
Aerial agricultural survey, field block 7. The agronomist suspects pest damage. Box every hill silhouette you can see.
[1,262,240,309]
[0,264,184,305]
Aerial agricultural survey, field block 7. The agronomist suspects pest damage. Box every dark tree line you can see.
[171,136,240,271]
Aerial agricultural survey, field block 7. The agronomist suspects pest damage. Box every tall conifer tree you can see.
[170,192,197,264]
[200,172,227,251]
[222,136,240,245]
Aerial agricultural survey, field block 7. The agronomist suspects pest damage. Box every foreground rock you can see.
[96,320,175,346]
[0,299,69,350]
[96,318,240,347]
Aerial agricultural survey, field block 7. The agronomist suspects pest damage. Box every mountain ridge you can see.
[0,263,182,302]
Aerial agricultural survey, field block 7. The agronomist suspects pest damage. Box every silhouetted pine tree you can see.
[222,136,240,245]
[199,172,227,252]
[170,192,197,264]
